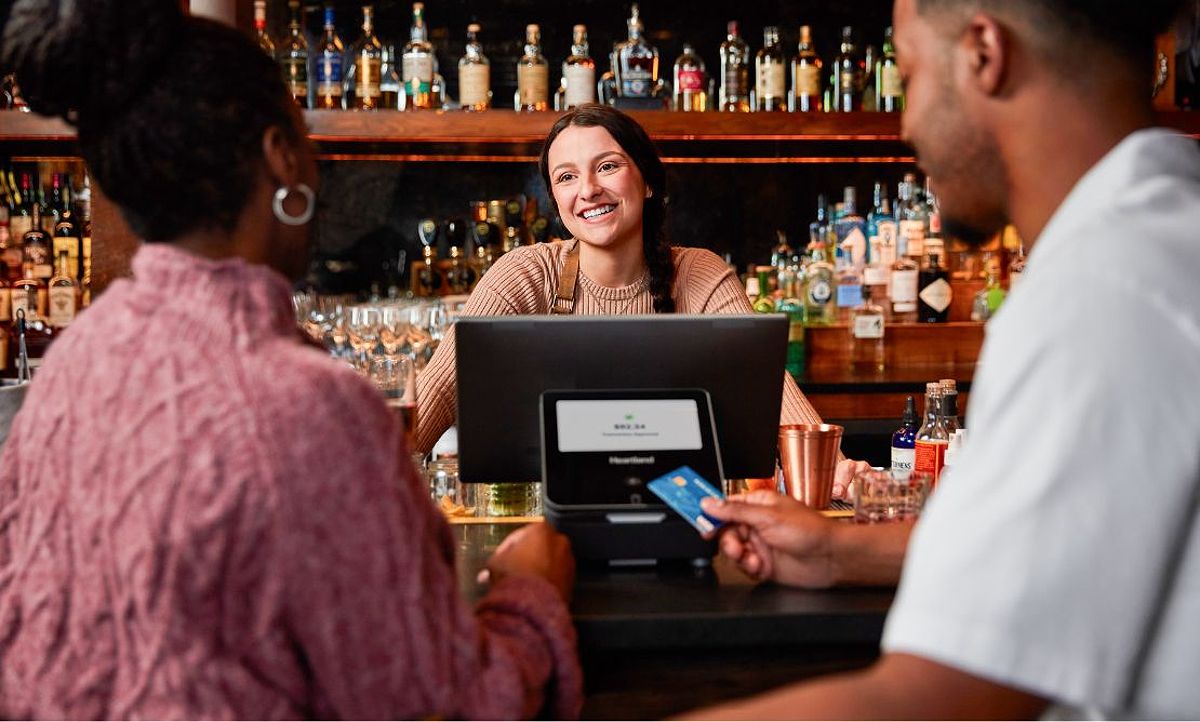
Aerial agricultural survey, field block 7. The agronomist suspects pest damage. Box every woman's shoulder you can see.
[490,239,572,280]
[465,239,574,315]
[670,246,736,282]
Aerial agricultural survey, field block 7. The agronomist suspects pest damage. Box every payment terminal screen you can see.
[555,399,703,453]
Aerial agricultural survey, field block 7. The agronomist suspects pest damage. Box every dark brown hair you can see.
[1,0,302,243]
[537,104,675,314]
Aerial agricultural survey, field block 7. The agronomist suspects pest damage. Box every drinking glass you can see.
[853,468,931,524]
[346,305,383,371]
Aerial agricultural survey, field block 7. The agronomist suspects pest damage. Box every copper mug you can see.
[778,424,844,510]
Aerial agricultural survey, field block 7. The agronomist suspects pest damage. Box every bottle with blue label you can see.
[890,395,918,473]
[315,6,345,109]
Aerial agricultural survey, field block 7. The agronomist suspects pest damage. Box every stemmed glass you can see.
[346,305,383,371]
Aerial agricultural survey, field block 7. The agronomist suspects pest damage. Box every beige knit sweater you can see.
[414,240,824,454]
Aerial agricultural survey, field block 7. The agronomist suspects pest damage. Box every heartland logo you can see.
[608,455,655,465]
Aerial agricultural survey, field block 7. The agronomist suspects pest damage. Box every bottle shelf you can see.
[6,110,1196,162]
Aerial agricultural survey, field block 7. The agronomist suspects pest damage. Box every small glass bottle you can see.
[791,25,822,112]
[755,26,786,112]
[516,24,549,111]
[876,26,904,112]
[970,266,1007,321]
[253,0,275,57]
[719,21,751,112]
[673,43,708,112]
[939,379,960,436]
[849,286,885,373]
[558,25,596,110]
[348,5,383,110]
[751,268,777,313]
[831,26,862,112]
[401,2,436,110]
[458,23,491,111]
[315,5,344,110]
[890,396,918,474]
[914,382,949,486]
[280,0,309,108]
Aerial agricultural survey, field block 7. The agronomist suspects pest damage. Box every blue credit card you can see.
[647,465,725,534]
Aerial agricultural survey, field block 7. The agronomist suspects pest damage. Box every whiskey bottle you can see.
[400,2,436,110]
[347,5,383,110]
[613,5,659,100]
[51,175,80,279]
[254,0,275,57]
[48,250,77,329]
[45,172,68,232]
[515,24,549,112]
[719,21,751,112]
[22,202,53,285]
[558,25,596,110]
[458,23,491,111]
[0,261,10,329]
[790,25,822,112]
[8,173,35,241]
[831,26,863,112]
[672,43,708,112]
[315,5,345,110]
[877,26,903,112]
[755,26,786,112]
[281,0,309,108]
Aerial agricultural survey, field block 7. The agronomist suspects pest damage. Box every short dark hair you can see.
[1,0,301,243]
[538,104,675,314]
[917,0,1184,67]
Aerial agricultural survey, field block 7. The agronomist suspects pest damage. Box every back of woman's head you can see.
[538,104,676,313]
[1,0,300,242]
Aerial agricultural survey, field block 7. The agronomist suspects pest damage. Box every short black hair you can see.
[1,0,301,242]
[917,0,1184,67]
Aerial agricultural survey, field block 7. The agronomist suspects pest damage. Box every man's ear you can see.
[261,125,301,188]
[961,13,1009,97]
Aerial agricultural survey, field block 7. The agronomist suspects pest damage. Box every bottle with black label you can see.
[890,396,918,473]
[917,251,951,322]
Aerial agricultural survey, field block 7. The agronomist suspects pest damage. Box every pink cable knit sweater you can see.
[0,244,581,720]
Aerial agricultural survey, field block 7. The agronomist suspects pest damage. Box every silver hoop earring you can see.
[273,183,315,226]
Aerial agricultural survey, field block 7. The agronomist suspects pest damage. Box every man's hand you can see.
[701,491,840,588]
[484,522,576,602]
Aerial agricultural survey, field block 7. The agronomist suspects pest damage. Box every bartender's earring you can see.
[273,183,316,226]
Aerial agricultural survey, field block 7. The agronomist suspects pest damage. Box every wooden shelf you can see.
[5,109,1198,162]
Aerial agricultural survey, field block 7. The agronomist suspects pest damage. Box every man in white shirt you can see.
[695,0,1200,717]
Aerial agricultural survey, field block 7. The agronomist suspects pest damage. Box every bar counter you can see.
[453,522,892,719]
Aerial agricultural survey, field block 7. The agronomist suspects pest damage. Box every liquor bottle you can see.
[1007,238,1027,290]
[443,219,472,294]
[777,276,806,380]
[917,252,951,323]
[468,220,495,281]
[890,396,918,474]
[889,248,919,323]
[281,0,309,108]
[834,245,862,323]
[379,45,402,109]
[866,182,897,264]
[830,26,862,112]
[457,24,491,111]
[751,268,777,313]
[558,25,596,110]
[673,43,708,112]
[938,379,960,435]
[9,281,54,373]
[835,185,868,269]
[790,25,822,112]
[914,382,949,486]
[315,5,345,110]
[502,199,526,253]
[807,194,828,248]
[48,250,77,329]
[8,173,35,241]
[897,175,927,260]
[402,2,436,110]
[415,219,442,296]
[516,24,549,111]
[51,175,79,278]
[755,26,787,112]
[876,26,903,112]
[849,286,885,373]
[719,21,751,112]
[970,265,1007,321]
[45,173,68,232]
[77,174,92,305]
[613,4,659,100]
[346,5,383,110]
[22,202,53,285]
[254,0,275,57]
[861,43,877,111]
[803,238,834,325]
[770,229,793,291]
[0,260,10,328]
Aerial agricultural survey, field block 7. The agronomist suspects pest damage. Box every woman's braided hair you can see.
[1,0,300,242]
[537,104,676,313]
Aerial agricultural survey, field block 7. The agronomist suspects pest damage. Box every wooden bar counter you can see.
[453,522,892,719]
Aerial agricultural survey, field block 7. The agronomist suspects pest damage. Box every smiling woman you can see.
[414,104,831,457]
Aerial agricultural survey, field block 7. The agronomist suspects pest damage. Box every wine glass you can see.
[346,305,383,371]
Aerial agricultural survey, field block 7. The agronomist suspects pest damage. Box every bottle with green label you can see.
[751,268,776,314]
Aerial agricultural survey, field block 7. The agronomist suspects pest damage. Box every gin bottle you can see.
[803,238,835,325]
[280,0,309,108]
[516,24,549,111]
[719,21,751,112]
[558,25,596,110]
[790,25,822,112]
[458,23,491,111]
[755,26,786,111]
